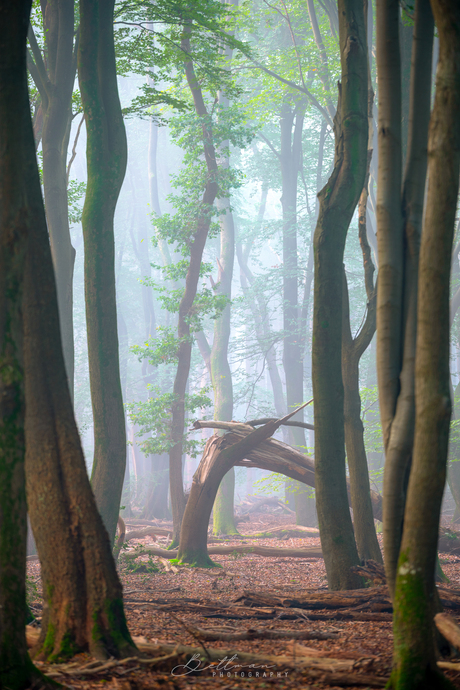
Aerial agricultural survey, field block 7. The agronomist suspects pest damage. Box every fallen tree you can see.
[122,543,323,560]
[176,409,382,567]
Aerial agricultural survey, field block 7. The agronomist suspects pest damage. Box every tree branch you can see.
[27,25,51,106]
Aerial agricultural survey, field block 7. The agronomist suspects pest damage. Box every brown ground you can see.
[26,509,460,689]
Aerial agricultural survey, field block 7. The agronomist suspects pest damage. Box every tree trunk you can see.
[40,1,77,399]
[342,145,382,564]
[312,0,368,590]
[78,0,128,545]
[168,28,219,546]
[377,0,434,597]
[7,1,136,663]
[342,264,381,562]
[211,20,238,535]
[280,104,310,525]
[178,417,383,568]
[178,412,307,566]
[0,2,52,685]
[26,3,78,400]
[389,0,460,685]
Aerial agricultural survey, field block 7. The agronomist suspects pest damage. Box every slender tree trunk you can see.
[0,2,53,685]
[27,3,78,401]
[389,0,460,685]
[168,29,219,545]
[212,11,238,535]
[212,202,237,535]
[312,0,368,590]
[78,0,128,544]
[377,0,434,597]
[280,104,311,525]
[40,1,77,399]
[342,265,382,562]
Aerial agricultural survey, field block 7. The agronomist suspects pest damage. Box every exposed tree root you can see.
[238,524,320,539]
[122,544,323,561]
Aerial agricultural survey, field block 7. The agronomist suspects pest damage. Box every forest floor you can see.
[26,508,460,690]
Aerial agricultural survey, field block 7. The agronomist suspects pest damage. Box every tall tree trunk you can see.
[168,28,219,545]
[312,0,368,590]
[389,0,460,685]
[342,263,382,562]
[377,0,434,597]
[0,1,53,685]
[41,1,77,399]
[281,104,310,524]
[212,7,238,536]
[78,0,128,544]
[212,202,237,535]
[4,0,136,663]
[27,2,78,400]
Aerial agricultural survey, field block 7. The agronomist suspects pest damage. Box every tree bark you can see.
[39,1,77,399]
[389,0,460,685]
[78,0,128,545]
[8,0,136,663]
[212,15,238,535]
[0,1,53,685]
[177,415,383,568]
[168,27,219,546]
[342,261,382,563]
[27,2,78,400]
[377,0,434,597]
[178,410,307,566]
[312,0,368,590]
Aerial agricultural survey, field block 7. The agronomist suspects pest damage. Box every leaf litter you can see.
[26,510,460,689]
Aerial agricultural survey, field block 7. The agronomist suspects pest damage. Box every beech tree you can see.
[0,0,136,668]
[375,0,434,597]
[78,0,128,544]
[312,0,369,590]
[0,1,53,686]
[387,0,460,686]
[27,0,78,399]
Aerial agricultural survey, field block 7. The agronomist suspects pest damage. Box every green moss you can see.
[389,550,455,690]
[176,550,220,568]
[42,622,56,659]
[48,631,80,663]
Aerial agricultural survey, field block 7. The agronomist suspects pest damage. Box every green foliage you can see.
[115,0,251,119]
[124,557,160,574]
[67,179,86,225]
[126,385,211,457]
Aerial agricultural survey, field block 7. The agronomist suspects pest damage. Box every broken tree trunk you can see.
[180,416,382,567]
[178,406,314,566]
[193,420,382,520]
